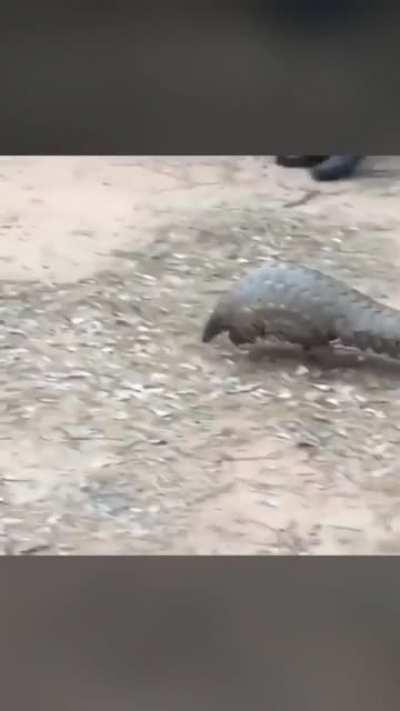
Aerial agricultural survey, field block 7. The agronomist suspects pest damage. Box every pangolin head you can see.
[202,293,236,342]
[202,308,228,343]
[203,300,264,346]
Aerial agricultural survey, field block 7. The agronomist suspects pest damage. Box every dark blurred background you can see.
[0,0,398,152]
[2,557,400,711]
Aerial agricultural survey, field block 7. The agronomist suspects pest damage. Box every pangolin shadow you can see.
[240,340,400,375]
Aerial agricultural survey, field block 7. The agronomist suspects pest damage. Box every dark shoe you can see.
[311,155,363,181]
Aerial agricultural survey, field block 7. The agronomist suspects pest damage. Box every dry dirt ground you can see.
[2,156,400,555]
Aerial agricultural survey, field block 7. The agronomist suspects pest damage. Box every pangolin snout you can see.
[202,313,225,343]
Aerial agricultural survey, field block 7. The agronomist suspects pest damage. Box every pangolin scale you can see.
[202,260,400,359]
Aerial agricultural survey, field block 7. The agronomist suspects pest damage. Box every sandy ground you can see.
[2,156,400,554]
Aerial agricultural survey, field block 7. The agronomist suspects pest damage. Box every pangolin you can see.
[202,260,400,359]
